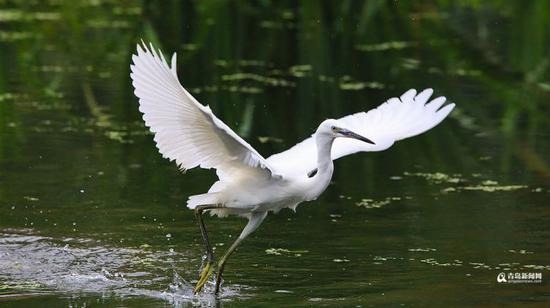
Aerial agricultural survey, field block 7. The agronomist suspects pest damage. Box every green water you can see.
[1,1,549,306]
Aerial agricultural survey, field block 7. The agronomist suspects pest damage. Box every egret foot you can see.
[194,261,216,294]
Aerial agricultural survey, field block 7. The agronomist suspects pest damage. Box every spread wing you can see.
[131,43,277,178]
[267,89,455,176]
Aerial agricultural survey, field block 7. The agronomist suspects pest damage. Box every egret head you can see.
[318,119,375,144]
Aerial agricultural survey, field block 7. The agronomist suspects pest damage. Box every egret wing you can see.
[131,43,276,177]
[267,89,454,176]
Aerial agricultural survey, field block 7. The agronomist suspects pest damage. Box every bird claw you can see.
[194,261,215,294]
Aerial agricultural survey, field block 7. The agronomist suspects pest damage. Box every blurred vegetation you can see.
[0,0,549,180]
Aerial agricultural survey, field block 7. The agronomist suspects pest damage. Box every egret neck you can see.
[305,132,335,200]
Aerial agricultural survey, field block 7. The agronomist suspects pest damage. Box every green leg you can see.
[214,237,243,294]
[214,211,267,294]
[193,204,221,294]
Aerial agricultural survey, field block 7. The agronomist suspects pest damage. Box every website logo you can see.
[497,272,542,284]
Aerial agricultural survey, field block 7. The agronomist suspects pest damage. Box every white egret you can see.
[130,42,455,294]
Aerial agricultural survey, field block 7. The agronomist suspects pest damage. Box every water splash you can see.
[0,229,247,305]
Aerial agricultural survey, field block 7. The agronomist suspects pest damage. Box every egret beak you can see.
[340,128,375,144]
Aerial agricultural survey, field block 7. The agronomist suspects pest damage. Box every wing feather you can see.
[130,43,276,177]
[267,88,455,176]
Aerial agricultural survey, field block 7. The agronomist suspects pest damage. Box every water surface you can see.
[1,1,549,306]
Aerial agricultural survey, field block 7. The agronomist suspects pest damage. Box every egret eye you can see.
[331,126,337,131]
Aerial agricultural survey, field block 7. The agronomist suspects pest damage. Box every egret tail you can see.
[187,193,221,209]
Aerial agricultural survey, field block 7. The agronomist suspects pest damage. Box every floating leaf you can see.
[265,248,308,257]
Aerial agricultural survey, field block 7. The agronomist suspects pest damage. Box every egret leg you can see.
[215,211,267,294]
[214,236,243,294]
[193,204,222,294]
